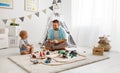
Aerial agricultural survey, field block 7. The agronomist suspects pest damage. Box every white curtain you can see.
[71,0,120,51]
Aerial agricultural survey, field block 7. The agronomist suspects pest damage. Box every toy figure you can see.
[40,50,45,59]
[45,57,51,63]
[69,50,77,58]
[33,60,39,64]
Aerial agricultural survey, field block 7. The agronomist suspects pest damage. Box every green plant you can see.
[10,23,19,26]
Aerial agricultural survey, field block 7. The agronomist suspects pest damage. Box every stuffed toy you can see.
[98,35,111,51]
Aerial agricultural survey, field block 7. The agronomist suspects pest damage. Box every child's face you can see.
[22,34,28,39]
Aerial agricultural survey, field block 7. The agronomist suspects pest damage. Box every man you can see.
[45,20,68,51]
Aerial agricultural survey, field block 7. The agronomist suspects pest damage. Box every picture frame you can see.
[0,0,13,9]
[24,0,39,12]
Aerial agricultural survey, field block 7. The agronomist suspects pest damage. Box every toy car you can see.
[69,50,77,58]
[45,57,51,63]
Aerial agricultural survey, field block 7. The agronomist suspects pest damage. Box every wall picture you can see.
[25,0,39,12]
[0,0,13,9]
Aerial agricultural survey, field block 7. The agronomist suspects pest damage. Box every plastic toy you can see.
[40,51,45,59]
[69,50,77,58]
[58,50,69,58]
[45,57,51,63]
[46,51,50,55]
[32,53,37,58]
[33,60,39,64]
[58,50,65,54]
[62,50,69,58]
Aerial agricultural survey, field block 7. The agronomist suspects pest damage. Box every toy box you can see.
[93,47,104,56]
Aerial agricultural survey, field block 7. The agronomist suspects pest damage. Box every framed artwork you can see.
[0,0,13,9]
[24,0,39,12]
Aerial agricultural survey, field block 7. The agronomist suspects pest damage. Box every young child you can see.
[19,30,34,55]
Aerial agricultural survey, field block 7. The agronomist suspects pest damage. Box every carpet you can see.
[8,52,109,73]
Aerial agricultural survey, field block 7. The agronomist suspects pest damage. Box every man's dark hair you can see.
[52,20,59,23]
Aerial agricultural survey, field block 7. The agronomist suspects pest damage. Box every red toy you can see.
[40,51,45,59]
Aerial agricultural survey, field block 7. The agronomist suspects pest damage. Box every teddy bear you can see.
[97,35,111,51]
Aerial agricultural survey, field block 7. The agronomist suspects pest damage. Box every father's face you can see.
[53,23,59,30]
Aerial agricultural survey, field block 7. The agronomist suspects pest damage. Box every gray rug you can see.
[8,54,109,73]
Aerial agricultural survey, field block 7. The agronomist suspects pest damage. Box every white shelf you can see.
[8,26,20,37]
[8,36,19,48]
[8,26,20,48]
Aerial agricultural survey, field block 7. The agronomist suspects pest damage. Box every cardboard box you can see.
[93,47,104,56]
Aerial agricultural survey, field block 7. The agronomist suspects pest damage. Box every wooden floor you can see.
[0,47,120,73]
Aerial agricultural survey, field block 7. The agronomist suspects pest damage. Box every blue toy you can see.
[45,57,51,63]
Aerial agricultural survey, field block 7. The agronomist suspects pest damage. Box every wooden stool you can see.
[93,47,104,56]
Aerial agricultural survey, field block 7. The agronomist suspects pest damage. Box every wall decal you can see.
[3,19,8,24]
[19,17,24,22]
[11,18,16,23]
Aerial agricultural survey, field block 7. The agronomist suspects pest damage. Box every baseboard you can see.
[0,47,8,50]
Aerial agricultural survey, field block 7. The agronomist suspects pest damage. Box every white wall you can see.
[111,0,120,52]
[0,0,71,46]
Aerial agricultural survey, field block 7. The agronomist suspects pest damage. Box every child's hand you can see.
[27,46,30,49]
[29,44,33,48]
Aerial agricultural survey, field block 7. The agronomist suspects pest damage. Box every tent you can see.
[39,13,76,47]
[39,0,76,48]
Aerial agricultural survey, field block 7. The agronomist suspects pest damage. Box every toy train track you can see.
[30,51,87,66]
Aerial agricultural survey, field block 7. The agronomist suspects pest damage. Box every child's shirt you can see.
[19,39,29,52]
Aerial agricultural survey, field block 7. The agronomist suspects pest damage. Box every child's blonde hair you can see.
[19,30,27,39]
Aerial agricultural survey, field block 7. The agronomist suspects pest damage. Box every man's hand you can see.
[54,40,59,44]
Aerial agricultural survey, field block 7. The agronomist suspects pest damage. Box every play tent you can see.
[39,12,76,48]
[39,0,76,47]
